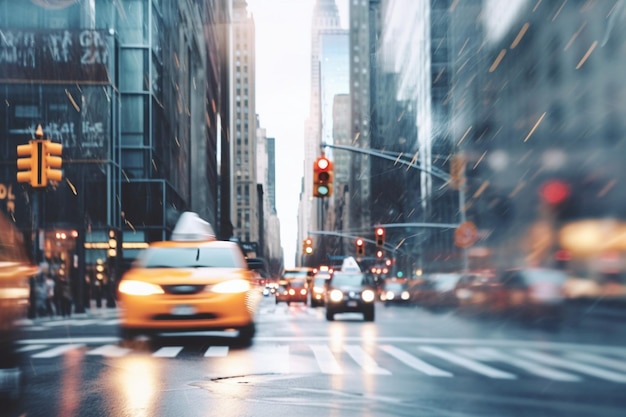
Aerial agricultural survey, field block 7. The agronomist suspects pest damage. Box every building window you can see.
[120,48,148,91]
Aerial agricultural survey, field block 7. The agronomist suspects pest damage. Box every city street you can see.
[3,297,626,417]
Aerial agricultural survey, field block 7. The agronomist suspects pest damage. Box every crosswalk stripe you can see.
[254,345,291,373]
[344,345,391,375]
[204,346,229,357]
[516,350,626,383]
[309,344,343,374]
[457,347,580,382]
[87,344,132,357]
[565,352,626,373]
[419,346,517,379]
[380,345,452,377]
[16,344,48,353]
[32,344,85,358]
[152,346,184,358]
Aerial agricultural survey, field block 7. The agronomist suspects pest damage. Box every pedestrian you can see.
[45,274,56,317]
[34,274,47,318]
[58,277,73,317]
[32,262,49,318]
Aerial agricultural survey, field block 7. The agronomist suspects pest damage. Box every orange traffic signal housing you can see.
[313,156,333,197]
[355,238,365,256]
[16,124,63,187]
[375,227,385,247]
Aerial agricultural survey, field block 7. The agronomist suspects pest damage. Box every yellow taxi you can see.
[0,212,38,401]
[117,212,262,344]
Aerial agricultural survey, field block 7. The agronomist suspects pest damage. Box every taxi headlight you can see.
[362,290,375,303]
[211,279,251,294]
[386,291,395,300]
[401,291,410,300]
[119,280,164,296]
[329,289,343,302]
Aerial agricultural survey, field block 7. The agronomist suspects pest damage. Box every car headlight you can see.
[329,289,343,302]
[362,289,375,302]
[211,279,251,294]
[386,291,395,300]
[118,280,164,296]
[401,291,410,300]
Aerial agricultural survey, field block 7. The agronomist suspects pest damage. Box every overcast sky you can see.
[246,0,348,268]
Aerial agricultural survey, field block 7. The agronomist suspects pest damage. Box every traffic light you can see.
[16,124,63,187]
[540,179,570,206]
[375,226,385,247]
[355,238,365,256]
[303,237,313,255]
[313,155,333,197]
[450,153,466,190]
[44,140,63,183]
[16,141,38,186]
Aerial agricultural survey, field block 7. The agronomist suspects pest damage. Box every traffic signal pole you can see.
[320,142,469,272]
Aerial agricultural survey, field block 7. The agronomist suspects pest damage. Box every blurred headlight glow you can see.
[119,280,164,296]
[212,279,251,294]
[385,291,395,300]
[362,290,375,302]
[330,289,343,302]
[401,291,410,300]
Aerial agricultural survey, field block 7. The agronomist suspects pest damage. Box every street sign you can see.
[454,221,478,248]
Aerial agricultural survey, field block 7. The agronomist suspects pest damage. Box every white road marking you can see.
[87,344,132,357]
[152,346,184,358]
[457,347,581,382]
[204,346,229,357]
[32,344,85,358]
[343,345,391,375]
[516,350,626,383]
[565,352,626,373]
[380,345,453,377]
[309,344,343,374]
[419,346,517,379]
[16,344,48,353]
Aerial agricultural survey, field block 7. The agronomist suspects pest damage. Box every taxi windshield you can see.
[332,272,367,287]
[135,247,246,269]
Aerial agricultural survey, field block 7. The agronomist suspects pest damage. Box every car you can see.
[310,271,331,307]
[412,273,462,310]
[282,267,315,288]
[380,278,411,305]
[0,212,37,402]
[274,282,290,304]
[283,278,308,305]
[117,212,262,345]
[324,268,377,321]
[493,268,568,325]
[454,272,500,314]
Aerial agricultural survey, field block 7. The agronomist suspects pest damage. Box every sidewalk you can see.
[23,299,119,325]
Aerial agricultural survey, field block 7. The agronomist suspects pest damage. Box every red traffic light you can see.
[355,238,365,256]
[540,180,570,205]
[313,156,334,197]
[375,227,385,247]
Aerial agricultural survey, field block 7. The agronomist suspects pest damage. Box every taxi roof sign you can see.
[171,212,216,241]
[341,256,361,272]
